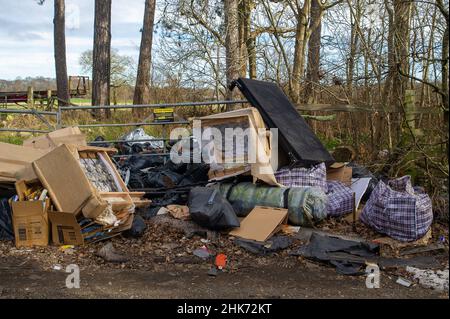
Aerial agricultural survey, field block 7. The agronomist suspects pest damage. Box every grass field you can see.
[71,98,134,105]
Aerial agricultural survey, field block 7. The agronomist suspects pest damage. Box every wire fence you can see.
[0,100,249,160]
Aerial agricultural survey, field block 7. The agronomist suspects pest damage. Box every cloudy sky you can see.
[0,0,149,80]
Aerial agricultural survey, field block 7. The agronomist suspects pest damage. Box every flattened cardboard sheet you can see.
[229,206,288,242]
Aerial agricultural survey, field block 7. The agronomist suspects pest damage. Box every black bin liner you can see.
[0,198,14,241]
[188,187,240,230]
[145,170,183,189]
[123,215,147,238]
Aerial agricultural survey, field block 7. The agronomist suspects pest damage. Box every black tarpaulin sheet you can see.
[290,232,441,275]
[232,78,335,165]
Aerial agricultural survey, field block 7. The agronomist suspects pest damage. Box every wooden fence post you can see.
[47,90,52,109]
[27,86,34,108]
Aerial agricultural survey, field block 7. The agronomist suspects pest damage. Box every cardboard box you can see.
[229,206,288,242]
[327,162,352,186]
[15,179,44,201]
[23,127,87,151]
[12,199,50,247]
[81,194,109,219]
[32,144,145,222]
[72,146,149,208]
[28,143,142,243]
[48,211,84,246]
[32,144,95,214]
[48,210,128,245]
[0,142,46,182]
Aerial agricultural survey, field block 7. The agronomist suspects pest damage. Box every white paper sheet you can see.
[351,178,372,210]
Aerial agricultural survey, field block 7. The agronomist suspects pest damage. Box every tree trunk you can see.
[54,0,70,107]
[346,0,359,103]
[303,0,322,104]
[243,0,256,79]
[92,0,112,118]
[224,0,241,106]
[291,0,311,103]
[238,0,248,77]
[133,0,156,111]
[247,35,257,79]
[375,0,395,155]
[392,0,413,143]
[442,25,449,156]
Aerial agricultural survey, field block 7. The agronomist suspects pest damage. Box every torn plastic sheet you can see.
[120,128,164,149]
[234,236,293,256]
[125,160,209,191]
[291,232,379,275]
[291,232,441,275]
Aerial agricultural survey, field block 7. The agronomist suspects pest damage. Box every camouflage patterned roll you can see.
[215,182,328,226]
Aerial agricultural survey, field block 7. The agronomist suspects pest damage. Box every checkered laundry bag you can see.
[360,176,433,242]
[326,181,354,217]
[275,163,327,193]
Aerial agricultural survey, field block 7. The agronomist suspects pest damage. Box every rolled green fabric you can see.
[215,182,328,226]
[288,187,328,226]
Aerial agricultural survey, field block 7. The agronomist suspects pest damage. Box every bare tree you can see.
[243,0,257,78]
[92,0,112,117]
[392,0,413,143]
[436,0,449,141]
[133,0,157,109]
[37,0,70,106]
[304,0,323,103]
[53,0,70,106]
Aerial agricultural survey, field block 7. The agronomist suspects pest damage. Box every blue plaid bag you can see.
[275,163,328,193]
[361,176,433,242]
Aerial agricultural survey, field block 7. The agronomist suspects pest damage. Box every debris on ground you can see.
[396,277,413,288]
[406,265,449,292]
[291,232,379,275]
[215,254,227,269]
[120,128,164,151]
[0,79,447,298]
[166,205,190,221]
[123,215,147,238]
[97,242,129,263]
[207,266,218,277]
[234,236,293,256]
[193,246,212,260]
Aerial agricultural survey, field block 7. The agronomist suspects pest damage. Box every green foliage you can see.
[79,49,136,87]
[0,134,26,145]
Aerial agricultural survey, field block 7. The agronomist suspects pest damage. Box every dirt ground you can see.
[0,215,448,299]
[0,256,448,299]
